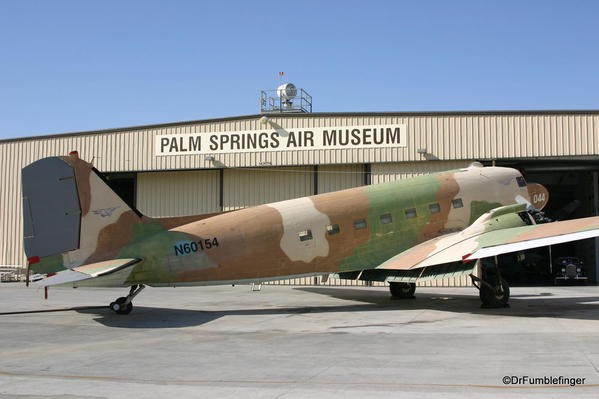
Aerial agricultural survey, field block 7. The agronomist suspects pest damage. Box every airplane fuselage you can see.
[116,165,532,286]
[25,153,593,313]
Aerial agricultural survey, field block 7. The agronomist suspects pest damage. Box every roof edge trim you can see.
[2,109,599,144]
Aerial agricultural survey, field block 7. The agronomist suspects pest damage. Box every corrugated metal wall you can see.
[223,167,313,211]
[137,164,366,215]
[137,170,220,217]
[1,113,597,174]
[317,164,364,193]
[371,160,474,184]
[1,112,598,274]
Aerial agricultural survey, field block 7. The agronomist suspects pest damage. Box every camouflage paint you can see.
[28,153,597,289]
[30,254,64,274]
[468,201,503,224]
[337,173,442,272]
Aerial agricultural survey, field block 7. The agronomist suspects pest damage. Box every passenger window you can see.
[405,208,417,219]
[298,230,313,241]
[326,224,340,235]
[516,176,527,187]
[452,198,463,209]
[429,203,440,214]
[353,219,367,230]
[380,213,393,224]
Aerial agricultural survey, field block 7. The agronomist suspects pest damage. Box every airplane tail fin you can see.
[22,151,143,275]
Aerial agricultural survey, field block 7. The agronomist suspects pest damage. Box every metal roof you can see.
[2,109,599,144]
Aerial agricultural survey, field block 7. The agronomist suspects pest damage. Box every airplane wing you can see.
[377,216,599,272]
[37,258,142,287]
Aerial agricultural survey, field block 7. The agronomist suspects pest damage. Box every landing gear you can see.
[389,282,416,299]
[479,277,510,308]
[110,297,132,314]
[109,284,145,315]
[471,258,510,308]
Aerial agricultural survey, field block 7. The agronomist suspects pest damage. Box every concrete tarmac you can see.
[0,283,598,398]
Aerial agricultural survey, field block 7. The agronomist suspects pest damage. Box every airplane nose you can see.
[527,183,549,210]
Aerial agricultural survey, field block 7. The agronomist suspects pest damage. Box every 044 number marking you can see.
[174,237,219,256]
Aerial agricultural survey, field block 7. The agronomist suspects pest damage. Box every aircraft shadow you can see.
[297,287,599,319]
[76,303,399,329]
[76,286,599,329]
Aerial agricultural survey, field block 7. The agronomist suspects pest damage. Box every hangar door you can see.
[317,164,364,194]
[136,170,220,217]
[488,159,599,286]
[223,167,313,210]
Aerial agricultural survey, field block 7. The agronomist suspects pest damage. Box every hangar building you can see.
[1,102,598,287]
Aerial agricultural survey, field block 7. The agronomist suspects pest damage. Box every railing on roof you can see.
[260,88,312,113]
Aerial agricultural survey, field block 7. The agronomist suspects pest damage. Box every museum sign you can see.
[155,124,407,156]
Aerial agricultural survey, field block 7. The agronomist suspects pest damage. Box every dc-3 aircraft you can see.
[22,151,599,314]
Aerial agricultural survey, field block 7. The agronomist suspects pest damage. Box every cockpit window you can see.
[516,176,527,187]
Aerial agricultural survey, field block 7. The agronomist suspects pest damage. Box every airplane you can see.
[21,151,599,314]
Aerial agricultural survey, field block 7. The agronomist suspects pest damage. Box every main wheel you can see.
[110,297,133,315]
[479,278,510,308]
[389,282,416,299]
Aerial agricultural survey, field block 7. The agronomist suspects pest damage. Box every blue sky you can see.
[1,0,597,139]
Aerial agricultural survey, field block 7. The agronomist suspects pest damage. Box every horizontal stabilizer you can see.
[38,258,141,287]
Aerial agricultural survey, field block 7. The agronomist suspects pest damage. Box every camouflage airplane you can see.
[22,151,599,314]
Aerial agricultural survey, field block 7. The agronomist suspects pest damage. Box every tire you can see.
[389,282,416,299]
[119,302,133,314]
[110,297,133,315]
[480,278,510,308]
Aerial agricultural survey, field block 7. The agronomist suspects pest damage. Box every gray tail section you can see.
[22,157,82,259]
[22,155,142,262]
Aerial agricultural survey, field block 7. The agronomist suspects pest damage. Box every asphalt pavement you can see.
[1,283,598,398]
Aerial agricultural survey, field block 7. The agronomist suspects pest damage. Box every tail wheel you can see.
[389,282,416,299]
[479,278,510,308]
[110,297,133,315]
[108,285,144,315]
